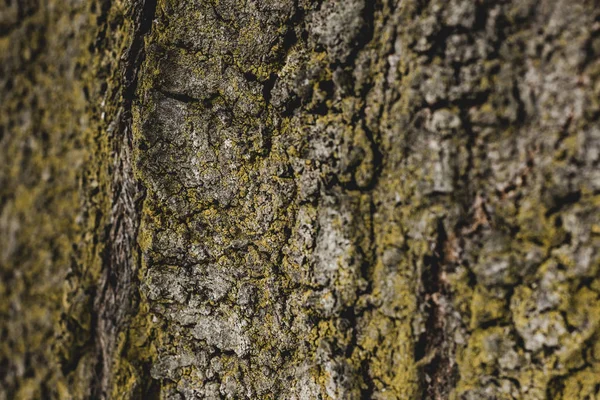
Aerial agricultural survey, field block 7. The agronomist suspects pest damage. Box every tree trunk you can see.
[2,0,600,399]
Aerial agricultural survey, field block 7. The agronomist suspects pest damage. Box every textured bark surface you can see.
[2,0,600,399]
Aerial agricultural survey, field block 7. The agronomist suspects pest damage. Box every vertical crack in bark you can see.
[91,0,155,398]
[416,218,457,399]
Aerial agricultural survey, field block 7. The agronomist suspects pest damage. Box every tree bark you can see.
[2,0,600,399]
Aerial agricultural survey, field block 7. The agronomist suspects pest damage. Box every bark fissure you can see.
[90,0,155,397]
[417,218,457,399]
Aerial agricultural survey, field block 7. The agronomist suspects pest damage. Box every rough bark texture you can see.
[2,0,600,399]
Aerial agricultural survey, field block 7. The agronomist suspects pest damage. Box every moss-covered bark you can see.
[2,0,600,399]
[1,0,148,398]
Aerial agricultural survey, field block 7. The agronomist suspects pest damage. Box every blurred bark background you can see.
[1,0,600,399]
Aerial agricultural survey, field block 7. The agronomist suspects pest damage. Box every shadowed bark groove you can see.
[91,0,156,398]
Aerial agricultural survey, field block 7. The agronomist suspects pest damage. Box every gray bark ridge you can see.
[125,0,600,399]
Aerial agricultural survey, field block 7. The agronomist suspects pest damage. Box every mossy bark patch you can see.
[2,0,600,399]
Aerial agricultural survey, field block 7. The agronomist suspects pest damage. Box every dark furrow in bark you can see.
[90,0,155,397]
[419,218,457,399]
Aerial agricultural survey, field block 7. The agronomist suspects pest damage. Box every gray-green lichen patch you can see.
[310,0,367,64]
[0,0,147,398]
[119,0,600,399]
